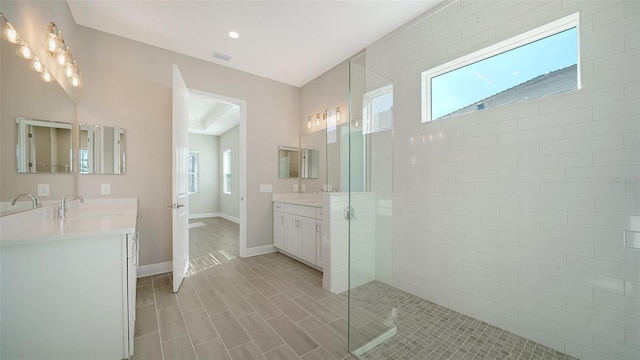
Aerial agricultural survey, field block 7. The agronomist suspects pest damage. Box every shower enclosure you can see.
[327,52,397,357]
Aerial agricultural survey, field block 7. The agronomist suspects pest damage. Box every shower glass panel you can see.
[347,53,396,357]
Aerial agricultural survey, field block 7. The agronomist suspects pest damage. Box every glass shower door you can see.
[347,53,396,357]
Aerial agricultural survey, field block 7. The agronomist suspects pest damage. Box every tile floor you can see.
[349,281,578,360]
[131,218,578,360]
[131,218,363,359]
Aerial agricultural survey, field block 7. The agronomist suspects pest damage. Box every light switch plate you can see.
[37,184,49,196]
[301,184,306,192]
[293,184,298,192]
[259,184,272,193]
[101,184,111,195]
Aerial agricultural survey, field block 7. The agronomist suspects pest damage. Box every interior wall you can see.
[73,26,300,265]
[365,1,640,359]
[0,33,76,201]
[219,125,239,221]
[188,133,219,217]
[300,61,350,192]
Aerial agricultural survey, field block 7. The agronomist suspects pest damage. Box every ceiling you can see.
[66,0,441,135]
[188,92,240,136]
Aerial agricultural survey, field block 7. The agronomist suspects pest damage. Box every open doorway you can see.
[185,89,245,275]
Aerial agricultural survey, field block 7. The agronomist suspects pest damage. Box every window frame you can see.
[222,149,232,195]
[187,151,199,195]
[362,84,393,135]
[421,12,580,123]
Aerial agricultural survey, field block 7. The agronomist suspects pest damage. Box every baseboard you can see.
[137,261,172,278]
[242,244,276,257]
[189,212,217,219]
[189,212,240,224]
[218,213,240,224]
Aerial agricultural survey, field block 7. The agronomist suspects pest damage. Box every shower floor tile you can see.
[347,281,579,360]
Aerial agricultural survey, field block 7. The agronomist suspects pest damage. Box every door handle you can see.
[344,206,356,221]
[168,203,186,209]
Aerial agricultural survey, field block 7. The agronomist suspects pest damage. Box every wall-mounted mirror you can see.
[278,146,299,178]
[1,12,76,211]
[300,148,319,179]
[16,117,73,173]
[79,125,126,174]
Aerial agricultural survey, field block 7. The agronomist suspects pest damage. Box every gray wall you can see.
[219,125,239,221]
[188,133,219,216]
[2,1,301,266]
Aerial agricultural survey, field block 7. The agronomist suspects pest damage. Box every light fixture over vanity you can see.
[43,21,82,87]
[1,13,53,83]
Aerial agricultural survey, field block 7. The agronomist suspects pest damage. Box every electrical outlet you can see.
[301,184,306,192]
[101,184,111,195]
[293,183,298,192]
[37,184,49,196]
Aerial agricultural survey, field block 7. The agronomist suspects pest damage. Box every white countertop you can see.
[272,192,325,208]
[0,198,137,246]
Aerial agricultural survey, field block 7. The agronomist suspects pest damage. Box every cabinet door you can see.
[285,214,301,256]
[273,211,285,249]
[299,216,316,264]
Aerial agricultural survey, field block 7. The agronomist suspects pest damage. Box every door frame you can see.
[187,89,248,258]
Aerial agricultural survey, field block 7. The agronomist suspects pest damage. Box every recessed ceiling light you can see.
[228,31,240,39]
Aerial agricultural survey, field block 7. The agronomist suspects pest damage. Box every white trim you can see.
[189,212,218,219]
[243,244,276,257]
[137,261,172,278]
[189,212,240,224]
[218,213,240,224]
[421,12,580,123]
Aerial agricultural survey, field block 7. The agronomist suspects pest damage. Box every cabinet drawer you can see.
[273,202,285,212]
[285,204,316,218]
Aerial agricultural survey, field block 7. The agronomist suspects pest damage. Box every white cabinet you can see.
[273,202,323,269]
[0,232,138,359]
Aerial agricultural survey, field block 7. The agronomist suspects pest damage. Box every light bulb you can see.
[65,63,74,77]
[30,58,44,72]
[42,70,53,82]
[17,43,33,59]
[5,23,18,44]
[336,108,340,123]
[56,48,68,66]
[316,114,320,126]
[70,73,82,87]
[307,116,311,129]
[45,24,60,52]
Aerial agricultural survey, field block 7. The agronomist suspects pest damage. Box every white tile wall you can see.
[365,0,640,358]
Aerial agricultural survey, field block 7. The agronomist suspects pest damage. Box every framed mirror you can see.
[278,146,299,178]
[79,125,126,174]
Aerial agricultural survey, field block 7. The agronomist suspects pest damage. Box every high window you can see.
[422,13,579,122]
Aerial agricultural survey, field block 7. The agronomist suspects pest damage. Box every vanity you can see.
[273,193,324,270]
[0,198,138,359]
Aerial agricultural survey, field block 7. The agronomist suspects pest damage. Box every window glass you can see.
[188,151,199,194]
[422,13,579,122]
[223,149,231,194]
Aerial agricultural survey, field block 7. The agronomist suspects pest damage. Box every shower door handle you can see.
[343,206,356,221]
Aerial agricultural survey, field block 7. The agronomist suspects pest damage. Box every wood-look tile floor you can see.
[131,217,359,360]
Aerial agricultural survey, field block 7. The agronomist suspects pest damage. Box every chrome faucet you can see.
[10,194,39,209]
[59,193,85,218]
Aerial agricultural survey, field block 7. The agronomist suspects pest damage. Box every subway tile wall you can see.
[365,1,640,359]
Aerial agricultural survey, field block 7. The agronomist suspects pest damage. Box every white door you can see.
[172,65,189,293]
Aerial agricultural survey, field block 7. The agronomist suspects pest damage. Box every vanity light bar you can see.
[1,14,54,84]
[43,21,82,87]
[306,107,340,129]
